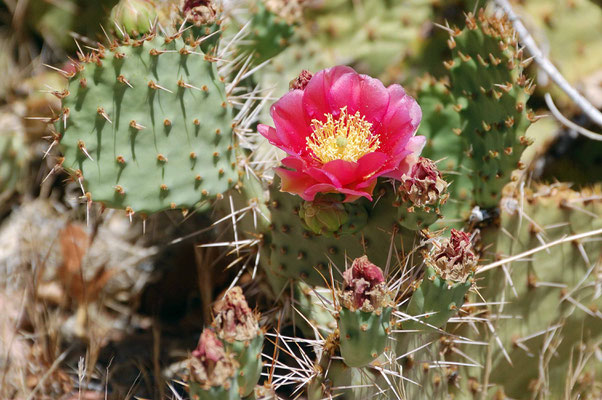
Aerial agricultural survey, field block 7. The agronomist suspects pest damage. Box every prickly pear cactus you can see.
[213,286,264,397]
[337,256,392,367]
[239,1,296,65]
[187,329,240,400]
[55,32,239,215]
[263,179,418,288]
[404,229,476,331]
[447,10,535,209]
[459,185,602,399]
[414,75,471,226]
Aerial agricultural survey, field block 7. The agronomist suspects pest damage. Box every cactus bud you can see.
[298,195,367,236]
[188,329,240,400]
[397,157,449,230]
[428,229,477,282]
[213,286,260,341]
[341,256,387,311]
[405,230,476,331]
[213,287,263,398]
[289,70,313,91]
[183,0,218,26]
[110,0,157,38]
[338,257,392,367]
[299,197,348,235]
[401,157,448,208]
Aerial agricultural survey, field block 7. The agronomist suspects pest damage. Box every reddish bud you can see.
[189,329,237,387]
[192,329,224,364]
[342,256,387,311]
[289,70,313,91]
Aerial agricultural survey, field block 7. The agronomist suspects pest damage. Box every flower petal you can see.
[380,84,421,150]
[321,159,359,186]
[358,74,390,127]
[276,167,315,199]
[328,70,360,116]
[271,89,311,154]
[383,135,427,180]
[356,152,390,178]
[303,65,357,120]
[303,183,338,200]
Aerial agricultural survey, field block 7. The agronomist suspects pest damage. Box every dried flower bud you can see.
[401,157,448,207]
[428,229,477,282]
[213,286,259,342]
[189,329,237,388]
[289,69,313,91]
[341,256,388,311]
[182,0,218,25]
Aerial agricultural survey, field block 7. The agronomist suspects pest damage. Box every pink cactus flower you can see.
[258,65,425,201]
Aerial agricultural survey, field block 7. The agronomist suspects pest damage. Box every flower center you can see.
[306,107,380,163]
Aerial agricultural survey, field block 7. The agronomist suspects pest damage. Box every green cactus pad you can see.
[448,10,534,209]
[241,2,296,66]
[461,185,602,398]
[308,354,387,399]
[405,266,472,331]
[263,177,419,288]
[293,282,337,338]
[189,380,240,400]
[338,307,392,368]
[224,334,264,398]
[415,76,471,226]
[56,34,239,214]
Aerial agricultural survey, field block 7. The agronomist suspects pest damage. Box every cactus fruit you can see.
[405,229,476,331]
[188,328,240,400]
[110,0,157,38]
[338,256,392,367]
[396,156,449,230]
[213,286,263,397]
[55,32,239,215]
[447,10,535,209]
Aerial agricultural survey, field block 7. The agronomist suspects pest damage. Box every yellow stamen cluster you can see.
[306,107,380,164]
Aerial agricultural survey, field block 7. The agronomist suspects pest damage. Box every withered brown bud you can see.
[341,256,389,312]
[182,0,218,25]
[401,157,448,207]
[289,69,313,91]
[428,229,477,282]
[213,286,260,342]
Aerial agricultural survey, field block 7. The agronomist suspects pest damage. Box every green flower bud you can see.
[110,0,157,38]
[299,197,349,235]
